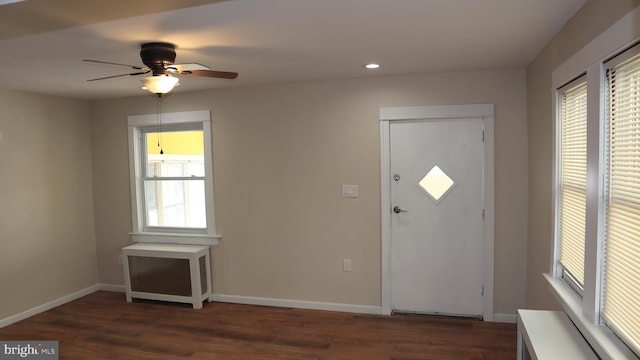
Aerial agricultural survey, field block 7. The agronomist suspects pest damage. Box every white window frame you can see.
[127,110,219,246]
[549,5,640,360]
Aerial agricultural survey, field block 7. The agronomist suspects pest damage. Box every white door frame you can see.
[379,104,495,321]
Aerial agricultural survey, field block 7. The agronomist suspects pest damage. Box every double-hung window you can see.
[602,50,640,355]
[557,78,588,293]
[127,110,218,245]
[142,126,206,229]
[551,35,640,359]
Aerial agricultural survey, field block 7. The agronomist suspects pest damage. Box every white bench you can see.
[122,243,212,309]
[517,309,598,360]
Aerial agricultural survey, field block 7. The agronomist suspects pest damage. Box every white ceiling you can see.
[0,0,587,100]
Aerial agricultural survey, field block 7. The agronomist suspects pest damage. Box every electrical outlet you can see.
[343,258,352,272]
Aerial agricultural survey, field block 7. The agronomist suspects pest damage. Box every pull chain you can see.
[156,94,164,155]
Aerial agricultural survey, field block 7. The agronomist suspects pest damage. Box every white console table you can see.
[517,309,597,360]
[122,243,211,309]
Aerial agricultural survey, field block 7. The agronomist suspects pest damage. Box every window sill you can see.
[544,273,638,360]
[129,232,220,246]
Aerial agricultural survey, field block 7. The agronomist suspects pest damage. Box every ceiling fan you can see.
[83,42,238,94]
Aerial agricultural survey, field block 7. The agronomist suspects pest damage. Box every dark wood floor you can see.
[0,291,517,359]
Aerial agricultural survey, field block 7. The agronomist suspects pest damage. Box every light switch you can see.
[342,184,359,198]
[343,259,352,272]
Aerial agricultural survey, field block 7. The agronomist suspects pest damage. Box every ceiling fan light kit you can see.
[84,42,239,94]
[140,75,179,95]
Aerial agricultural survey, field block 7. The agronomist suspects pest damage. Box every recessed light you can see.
[365,63,380,69]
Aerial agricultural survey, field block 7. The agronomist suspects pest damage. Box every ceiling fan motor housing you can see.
[83,41,238,82]
[140,42,177,75]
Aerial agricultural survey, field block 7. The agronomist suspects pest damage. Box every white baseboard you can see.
[98,283,125,292]
[1,283,509,328]
[0,284,100,328]
[493,313,517,323]
[211,294,382,315]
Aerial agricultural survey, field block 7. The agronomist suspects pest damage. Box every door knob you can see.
[393,206,408,214]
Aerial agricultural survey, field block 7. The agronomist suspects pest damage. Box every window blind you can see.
[559,80,587,287]
[604,53,640,355]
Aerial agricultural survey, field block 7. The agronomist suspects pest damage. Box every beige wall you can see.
[92,69,528,314]
[0,89,97,319]
[525,0,640,309]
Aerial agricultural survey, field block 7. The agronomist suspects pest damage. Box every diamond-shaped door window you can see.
[418,165,455,204]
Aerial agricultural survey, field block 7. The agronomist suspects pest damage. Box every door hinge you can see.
[482,131,485,142]
[482,209,485,220]
[481,284,485,296]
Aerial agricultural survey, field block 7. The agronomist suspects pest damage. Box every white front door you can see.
[389,118,485,317]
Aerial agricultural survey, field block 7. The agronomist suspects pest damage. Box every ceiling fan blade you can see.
[83,59,148,71]
[178,69,238,79]
[168,63,210,72]
[86,71,149,82]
